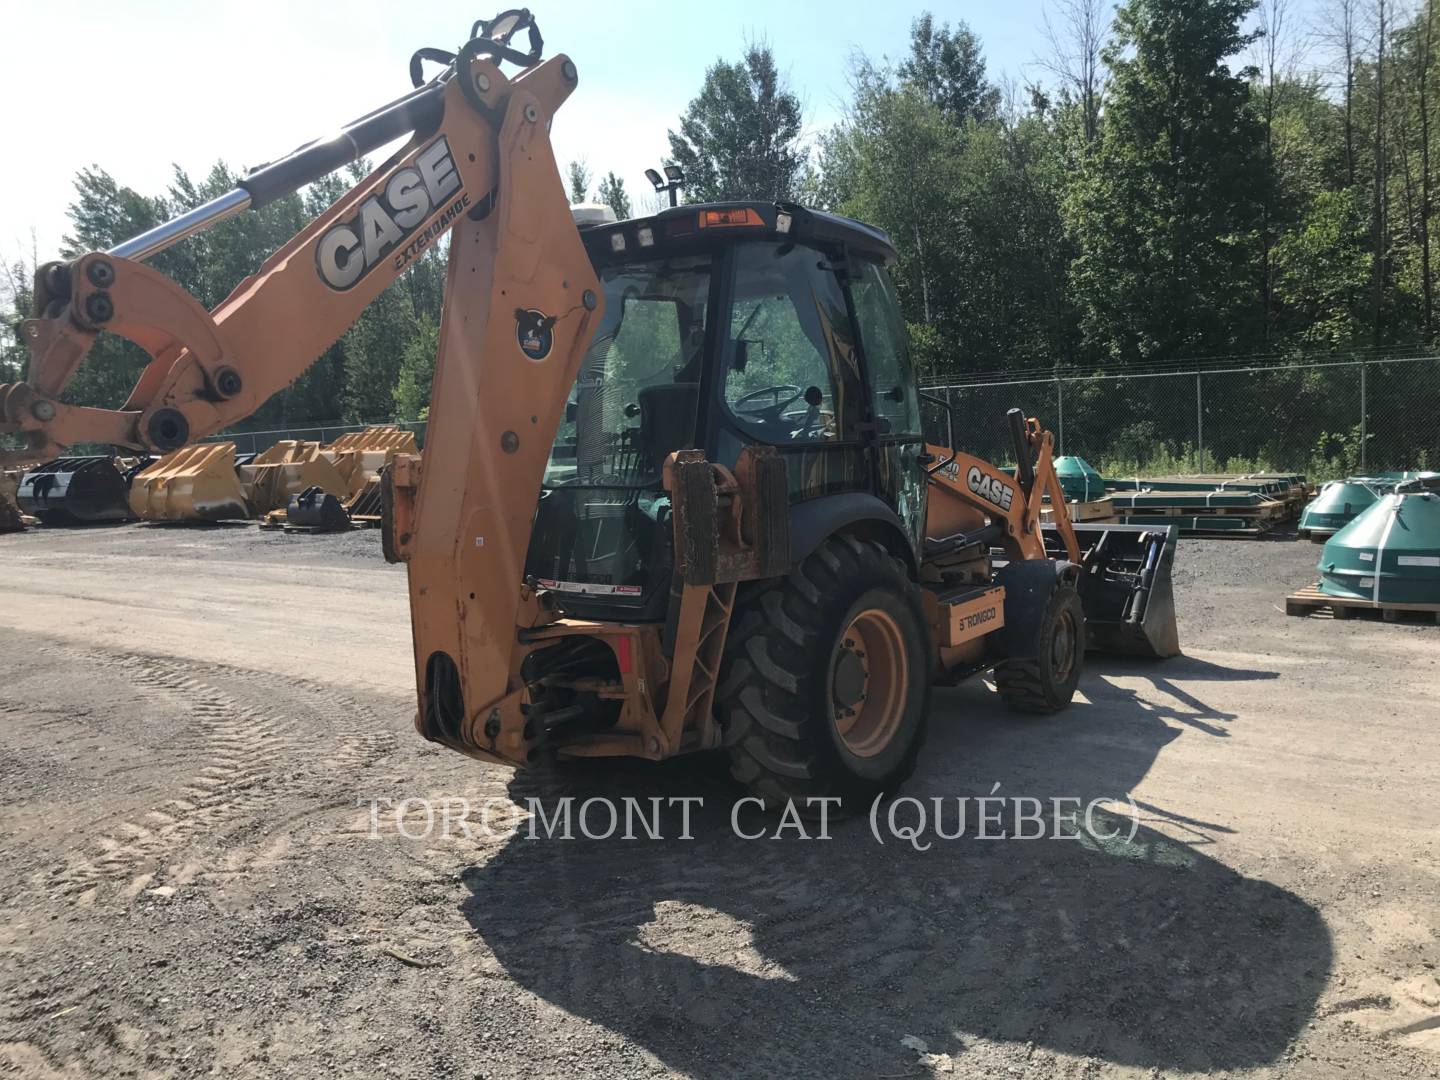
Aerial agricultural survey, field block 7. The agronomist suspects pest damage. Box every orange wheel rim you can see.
[831,608,908,758]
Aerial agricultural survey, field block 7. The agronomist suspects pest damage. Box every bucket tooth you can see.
[129,443,249,522]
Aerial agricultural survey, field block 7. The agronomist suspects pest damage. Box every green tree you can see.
[58,167,169,410]
[1273,187,1374,348]
[1066,0,1268,364]
[567,160,591,203]
[393,314,439,419]
[821,59,1076,378]
[596,171,631,219]
[667,44,806,201]
[342,284,412,423]
[898,12,1000,124]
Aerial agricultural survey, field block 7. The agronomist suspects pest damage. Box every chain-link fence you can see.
[923,356,1440,480]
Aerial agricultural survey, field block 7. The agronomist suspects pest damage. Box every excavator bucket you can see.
[1,469,24,533]
[240,440,349,516]
[1046,522,1181,659]
[129,442,250,522]
[16,456,135,525]
[286,485,352,531]
[322,426,420,516]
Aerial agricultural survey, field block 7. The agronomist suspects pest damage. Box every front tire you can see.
[717,536,931,810]
[995,580,1084,714]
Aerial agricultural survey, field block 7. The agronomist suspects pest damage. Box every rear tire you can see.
[995,581,1084,715]
[717,536,931,811]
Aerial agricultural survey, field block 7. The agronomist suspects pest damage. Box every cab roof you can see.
[577,201,898,266]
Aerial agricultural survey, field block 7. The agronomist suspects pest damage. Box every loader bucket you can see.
[1,470,23,533]
[1045,522,1181,659]
[286,486,352,531]
[129,443,250,522]
[323,426,419,500]
[16,456,135,525]
[239,440,349,516]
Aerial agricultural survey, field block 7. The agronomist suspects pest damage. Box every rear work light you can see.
[698,208,764,229]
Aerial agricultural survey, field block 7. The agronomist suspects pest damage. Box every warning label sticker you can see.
[536,579,643,596]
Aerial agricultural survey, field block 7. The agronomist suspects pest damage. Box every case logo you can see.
[315,137,465,291]
[967,465,1015,512]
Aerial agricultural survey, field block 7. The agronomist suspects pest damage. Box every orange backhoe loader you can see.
[0,10,1178,806]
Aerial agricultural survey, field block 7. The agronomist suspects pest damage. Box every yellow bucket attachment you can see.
[1,469,24,532]
[323,426,419,500]
[240,440,349,516]
[129,443,250,522]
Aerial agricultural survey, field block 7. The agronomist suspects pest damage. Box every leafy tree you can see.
[393,314,439,419]
[898,13,1000,125]
[667,44,806,201]
[342,284,412,423]
[822,61,1076,378]
[820,66,962,359]
[0,256,33,391]
[567,160,591,204]
[57,168,169,410]
[1066,0,1268,364]
[1273,187,1374,348]
[596,171,631,219]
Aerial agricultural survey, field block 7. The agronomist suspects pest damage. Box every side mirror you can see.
[565,401,578,423]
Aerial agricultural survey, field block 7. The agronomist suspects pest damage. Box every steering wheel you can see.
[734,384,803,423]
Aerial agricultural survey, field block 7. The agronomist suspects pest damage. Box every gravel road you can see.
[0,522,1437,1079]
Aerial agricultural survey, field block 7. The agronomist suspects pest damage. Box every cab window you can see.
[851,260,921,437]
[722,243,860,443]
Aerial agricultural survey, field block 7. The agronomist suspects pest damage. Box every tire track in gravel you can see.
[44,647,403,905]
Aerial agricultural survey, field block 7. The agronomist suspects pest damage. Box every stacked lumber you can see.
[1039,495,1118,524]
[1101,473,1309,537]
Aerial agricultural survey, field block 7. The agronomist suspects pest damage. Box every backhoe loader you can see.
[0,10,1178,806]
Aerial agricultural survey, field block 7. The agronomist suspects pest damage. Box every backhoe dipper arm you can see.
[0,17,594,468]
[1,13,607,766]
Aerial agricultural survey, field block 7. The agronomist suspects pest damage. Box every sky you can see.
[0,0,1329,265]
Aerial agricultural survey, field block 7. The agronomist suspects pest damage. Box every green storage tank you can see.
[1374,470,1439,482]
[1299,479,1382,539]
[1318,485,1440,605]
[1054,456,1105,502]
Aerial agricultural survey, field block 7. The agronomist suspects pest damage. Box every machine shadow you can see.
[458,668,1331,1078]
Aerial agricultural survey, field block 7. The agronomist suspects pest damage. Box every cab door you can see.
[847,258,927,552]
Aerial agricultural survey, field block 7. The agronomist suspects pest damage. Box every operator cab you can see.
[524,201,927,620]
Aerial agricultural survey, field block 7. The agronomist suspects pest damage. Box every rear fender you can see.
[788,493,919,577]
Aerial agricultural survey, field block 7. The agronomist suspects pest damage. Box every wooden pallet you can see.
[1117,514,1275,538]
[1285,583,1440,624]
[1041,497,1117,523]
[1116,499,1290,519]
